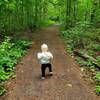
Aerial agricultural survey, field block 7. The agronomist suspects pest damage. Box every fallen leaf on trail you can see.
[67,84,72,87]
[81,68,84,72]
[12,75,16,79]
[67,69,70,72]
[21,70,24,73]
[20,62,24,64]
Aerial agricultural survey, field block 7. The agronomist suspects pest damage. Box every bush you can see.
[61,21,100,95]
[94,72,100,95]
[87,43,100,51]
[95,72,100,83]
[96,85,100,95]
[62,29,87,49]
[61,21,100,50]
[96,56,100,63]
[0,37,32,95]
[13,38,32,49]
[0,37,32,80]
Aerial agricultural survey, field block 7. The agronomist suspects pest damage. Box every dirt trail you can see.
[1,26,99,100]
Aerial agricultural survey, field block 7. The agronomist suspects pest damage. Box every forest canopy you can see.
[0,0,100,35]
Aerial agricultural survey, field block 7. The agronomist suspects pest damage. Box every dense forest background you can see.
[0,0,100,96]
[0,0,100,35]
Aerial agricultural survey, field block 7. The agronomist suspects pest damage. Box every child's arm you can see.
[48,52,53,59]
[37,53,43,60]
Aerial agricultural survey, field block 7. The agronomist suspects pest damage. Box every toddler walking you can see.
[37,44,53,80]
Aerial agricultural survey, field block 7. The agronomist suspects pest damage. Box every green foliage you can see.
[0,37,22,70]
[0,67,10,81]
[62,22,100,95]
[0,0,49,34]
[61,20,100,52]
[86,50,95,56]
[61,21,93,49]
[61,0,100,28]
[0,37,31,73]
[95,72,100,95]
[0,86,6,96]
[76,57,94,67]
[86,42,100,51]
[65,45,73,54]
[0,36,31,95]
[76,57,87,67]
[0,0,16,10]
[96,56,100,63]
[96,85,100,95]
[13,38,32,50]
[93,44,100,51]
[95,72,100,82]
[0,37,15,68]
[42,20,56,27]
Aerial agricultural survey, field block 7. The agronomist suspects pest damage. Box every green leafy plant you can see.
[95,72,100,82]
[13,38,32,49]
[0,67,10,81]
[93,44,100,51]
[96,56,100,63]
[96,85,100,95]
[0,86,6,96]
[94,72,100,95]
[86,50,95,56]
[0,37,32,95]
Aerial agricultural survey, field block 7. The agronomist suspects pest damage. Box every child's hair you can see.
[41,43,48,50]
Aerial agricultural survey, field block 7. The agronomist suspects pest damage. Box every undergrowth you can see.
[0,37,32,96]
[61,21,100,95]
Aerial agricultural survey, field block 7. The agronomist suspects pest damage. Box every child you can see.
[37,44,53,80]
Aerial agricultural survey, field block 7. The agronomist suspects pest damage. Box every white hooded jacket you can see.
[37,52,53,64]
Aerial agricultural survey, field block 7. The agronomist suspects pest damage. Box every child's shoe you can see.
[41,77,45,80]
[49,72,53,76]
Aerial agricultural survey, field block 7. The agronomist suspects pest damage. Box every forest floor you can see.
[1,26,100,100]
